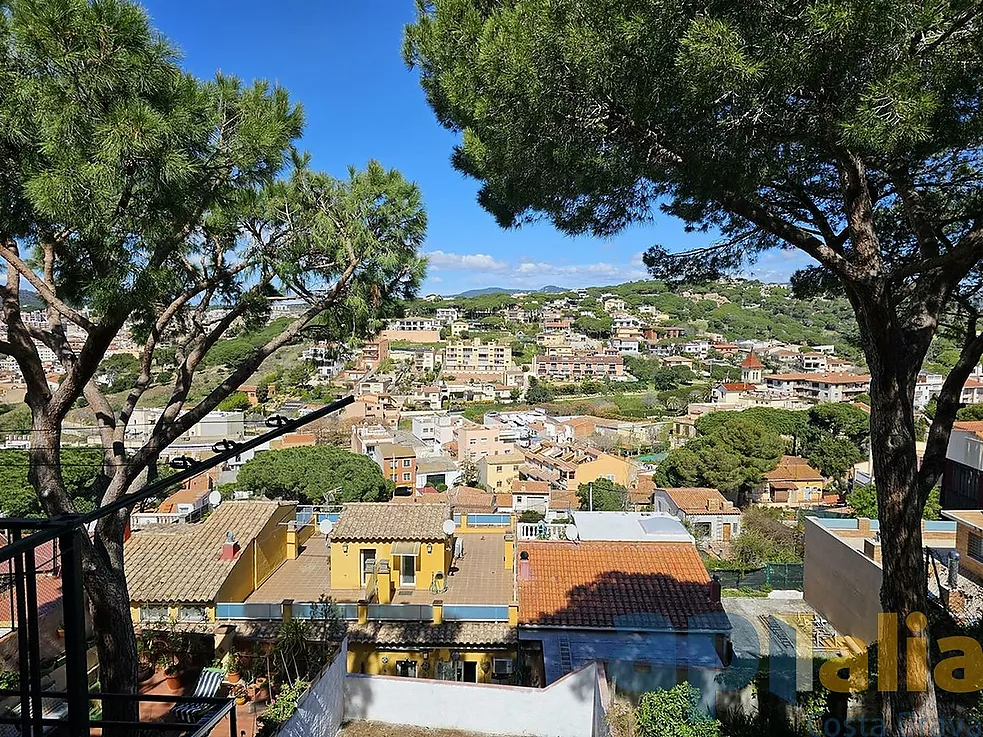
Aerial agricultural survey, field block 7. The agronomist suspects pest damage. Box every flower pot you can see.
[55,628,65,639]
[165,670,184,692]
[235,696,247,706]
[253,678,269,702]
[227,671,241,684]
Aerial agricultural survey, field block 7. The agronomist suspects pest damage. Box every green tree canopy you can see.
[847,482,942,521]
[576,477,627,511]
[236,446,392,504]
[406,2,983,723]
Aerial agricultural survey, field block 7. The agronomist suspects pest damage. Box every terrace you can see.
[245,532,513,607]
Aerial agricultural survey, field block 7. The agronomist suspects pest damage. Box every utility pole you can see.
[589,482,593,512]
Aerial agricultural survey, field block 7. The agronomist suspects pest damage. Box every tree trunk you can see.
[85,512,140,734]
[868,352,939,735]
[28,416,140,735]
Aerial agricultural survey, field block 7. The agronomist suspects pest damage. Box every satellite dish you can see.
[442,519,457,536]
[207,490,222,507]
[564,524,579,541]
[318,518,333,536]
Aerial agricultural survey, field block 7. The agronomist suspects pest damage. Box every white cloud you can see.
[424,250,509,271]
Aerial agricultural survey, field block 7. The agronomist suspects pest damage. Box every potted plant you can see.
[230,682,249,706]
[164,663,184,692]
[223,651,241,684]
[253,676,270,702]
[55,622,65,639]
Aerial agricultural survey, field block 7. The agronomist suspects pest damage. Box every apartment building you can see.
[532,354,625,381]
[435,308,459,324]
[540,315,572,334]
[443,339,513,373]
[478,452,525,490]
[763,372,871,403]
[388,317,440,332]
[602,298,625,313]
[372,443,417,491]
[454,420,512,462]
[362,338,390,369]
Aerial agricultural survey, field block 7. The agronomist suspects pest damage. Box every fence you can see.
[366,604,433,621]
[516,522,570,540]
[442,604,509,621]
[710,563,803,591]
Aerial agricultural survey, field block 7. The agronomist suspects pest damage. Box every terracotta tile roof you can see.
[448,486,495,512]
[331,502,450,541]
[720,382,758,392]
[740,352,763,369]
[517,541,726,630]
[480,452,526,465]
[512,479,550,494]
[764,456,824,483]
[658,487,739,515]
[125,500,288,603]
[549,490,579,510]
[390,493,449,505]
[347,621,516,647]
[765,372,871,384]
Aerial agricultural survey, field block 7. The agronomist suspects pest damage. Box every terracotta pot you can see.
[253,678,269,702]
[55,628,65,639]
[235,696,247,705]
[227,671,241,684]
[165,671,184,692]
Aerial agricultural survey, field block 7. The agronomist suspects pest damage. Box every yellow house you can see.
[329,502,452,602]
[477,452,525,491]
[125,500,295,624]
[571,449,637,488]
[522,442,637,490]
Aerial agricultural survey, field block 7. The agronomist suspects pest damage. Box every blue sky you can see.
[141,0,811,294]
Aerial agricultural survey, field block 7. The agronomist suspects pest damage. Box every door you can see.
[396,660,417,678]
[400,554,416,587]
[462,661,477,682]
[361,548,376,585]
[722,523,731,541]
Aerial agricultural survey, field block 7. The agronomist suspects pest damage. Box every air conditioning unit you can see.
[493,659,514,675]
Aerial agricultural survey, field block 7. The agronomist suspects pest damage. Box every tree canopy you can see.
[0,0,426,713]
[576,477,627,511]
[236,446,393,504]
[408,5,983,722]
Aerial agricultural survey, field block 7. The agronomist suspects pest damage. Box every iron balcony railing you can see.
[0,396,354,736]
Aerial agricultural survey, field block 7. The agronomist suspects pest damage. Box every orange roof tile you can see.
[659,487,739,515]
[512,479,550,494]
[764,455,824,482]
[740,352,763,369]
[517,541,723,629]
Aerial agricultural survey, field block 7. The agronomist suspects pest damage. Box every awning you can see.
[391,541,422,557]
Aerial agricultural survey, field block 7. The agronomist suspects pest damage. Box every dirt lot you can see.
[339,721,514,737]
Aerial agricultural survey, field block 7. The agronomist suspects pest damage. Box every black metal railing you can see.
[0,395,354,735]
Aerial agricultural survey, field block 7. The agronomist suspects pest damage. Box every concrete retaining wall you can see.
[277,638,348,737]
[344,662,600,737]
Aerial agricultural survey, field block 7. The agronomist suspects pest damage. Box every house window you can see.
[178,605,208,623]
[403,459,412,467]
[402,472,412,481]
[140,603,169,622]
[969,532,983,563]
[496,466,503,473]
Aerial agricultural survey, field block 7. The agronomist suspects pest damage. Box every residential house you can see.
[411,413,462,453]
[662,355,694,370]
[800,352,829,372]
[602,298,626,313]
[454,420,511,462]
[511,479,552,515]
[415,457,461,491]
[541,316,572,335]
[478,452,525,491]
[763,372,871,403]
[373,443,417,493]
[532,354,625,381]
[521,443,637,490]
[941,420,983,509]
[651,487,741,541]
[756,456,825,505]
[435,308,459,324]
[914,372,944,410]
[962,379,983,405]
[126,500,294,624]
[517,525,730,700]
[407,385,442,410]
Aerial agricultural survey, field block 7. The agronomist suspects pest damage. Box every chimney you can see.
[219,531,240,561]
[948,551,961,590]
[709,575,721,604]
[518,550,531,580]
[863,537,882,564]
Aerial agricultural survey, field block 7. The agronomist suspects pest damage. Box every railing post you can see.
[21,534,43,737]
[59,526,89,736]
[12,532,31,736]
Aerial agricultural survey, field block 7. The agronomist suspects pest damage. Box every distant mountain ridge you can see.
[453,285,567,298]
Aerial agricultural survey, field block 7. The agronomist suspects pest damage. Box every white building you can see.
[914,372,943,410]
[602,298,626,313]
[435,308,460,325]
[651,486,741,542]
[763,372,871,403]
[443,339,512,373]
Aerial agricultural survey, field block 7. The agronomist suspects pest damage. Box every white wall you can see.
[278,638,348,737]
[344,663,600,737]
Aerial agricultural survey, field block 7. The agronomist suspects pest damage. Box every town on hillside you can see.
[1,3,981,737]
